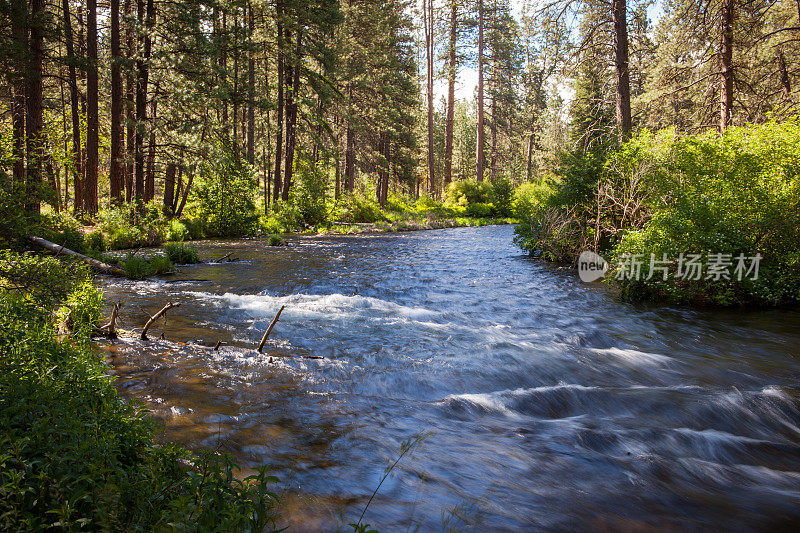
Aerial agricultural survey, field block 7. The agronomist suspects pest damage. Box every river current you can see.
[101,225,800,531]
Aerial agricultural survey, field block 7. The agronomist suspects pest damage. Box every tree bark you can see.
[110,0,124,204]
[163,162,175,215]
[273,1,284,203]
[612,0,632,140]
[124,0,135,202]
[424,0,435,195]
[85,0,99,214]
[145,96,157,201]
[719,0,734,132]
[27,0,46,214]
[11,0,26,188]
[476,0,485,182]
[247,3,256,165]
[28,236,126,276]
[444,0,456,189]
[282,30,302,201]
[135,0,155,210]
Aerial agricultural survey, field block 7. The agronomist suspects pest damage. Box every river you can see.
[100,225,800,531]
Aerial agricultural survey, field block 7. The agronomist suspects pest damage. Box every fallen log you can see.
[257,305,285,353]
[141,302,180,340]
[28,235,126,276]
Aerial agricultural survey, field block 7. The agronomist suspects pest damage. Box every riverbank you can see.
[0,251,282,531]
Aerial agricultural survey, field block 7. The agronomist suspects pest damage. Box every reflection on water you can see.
[100,226,800,531]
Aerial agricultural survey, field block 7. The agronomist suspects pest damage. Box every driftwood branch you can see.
[28,235,126,276]
[141,302,180,340]
[94,302,120,339]
[257,305,285,353]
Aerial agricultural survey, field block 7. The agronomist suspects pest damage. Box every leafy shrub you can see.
[84,230,105,252]
[610,121,800,306]
[512,180,554,220]
[490,178,514,217]
[121,255,152,279]
[163,242,200,264]
[465,202,495,218]
[444,179,492,207]
[192,140,259,237]
[333,195,387,224]
[0,251,89,310]
[162,219,189,242]
[149,255,173,275]
[267,235,285,246]
[57,279,103,337]
[291,158,329,227]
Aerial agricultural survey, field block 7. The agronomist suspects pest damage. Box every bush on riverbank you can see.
[0,252,280,530]
[514,120,800,306]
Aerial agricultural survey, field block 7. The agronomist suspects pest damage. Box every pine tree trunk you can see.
[124,0,135,202]
[27,0,46,214]
[282,30,301,201]
[134,0,155,210]
[11,1,26,188]
[110,0,124,204]
[247,4,256,165]
[163,162,175,215]
[424,0,435,196]
[444,0,456,189]
[526,133,535,181]
[273,2,284,203]
[612,0,632,140]
[85,0,99,214]
[476,0,485,183]
[719,0,734,132]
[145,97,157,202]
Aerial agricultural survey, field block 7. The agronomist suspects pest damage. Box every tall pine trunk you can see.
[134,0,155,210]
[612,0,631,140]
[424,0,435,195]
[11,0,26,188]
[247,3,256,165]
[476,0,485,182]
[145,97,157,201]
[27,0,46,213]
[444,0,456,189]
[282,30,301,201]
[719,0,734,131]
[110,0,124,204]
[273,2,284,203]
[85,0,99,214]
[124,0,135,202]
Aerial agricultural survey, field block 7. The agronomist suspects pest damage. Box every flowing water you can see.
[100,225,800,531]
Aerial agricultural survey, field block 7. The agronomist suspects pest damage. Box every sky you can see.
[430,0,664,104]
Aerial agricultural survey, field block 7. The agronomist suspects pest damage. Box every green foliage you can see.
[163,242,200,264]
[332,195,388,224]
[58,280,103,337]
[490,179,514,217]
[291,159,329,227]
[121,254,172,279]
[0,256,280,530]
[443,179,492,208]
[465,202,495,218]
[84,230,105,253]
[0,251,90,311]
[121,255,152,280]
[191,140,259,238]
[610,121,800,306]
[163,219,189,242]
[267,235,285,246]
[98,206,160,250]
